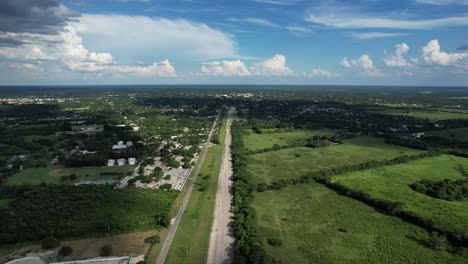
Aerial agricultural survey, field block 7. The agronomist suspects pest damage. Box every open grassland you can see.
[164,117,227,264]
[332,155,468,233]
[380,109,468,120]
[428,127,468,142]
[243,130,333,151]
[253,183,467,264]
[6,165,135,185]
[248,137,424,185]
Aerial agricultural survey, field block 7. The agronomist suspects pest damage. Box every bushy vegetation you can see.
[0,185,176,244]
[100,244,113,257]
[231,122,273,263]
[410,178,468,201]
[58,246,73,257]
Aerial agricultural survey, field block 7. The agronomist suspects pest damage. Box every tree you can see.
[155,212,170,227]
[100,244,113,257]
[144,235,160,245]
[58,246,73,257]
[42,237,60,249]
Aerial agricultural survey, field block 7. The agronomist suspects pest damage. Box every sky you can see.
[0,0,468,86]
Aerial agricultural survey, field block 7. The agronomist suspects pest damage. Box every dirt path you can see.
[207,109,235,264]
[156,109,223,264]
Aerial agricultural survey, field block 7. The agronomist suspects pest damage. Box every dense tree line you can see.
[231,122,276,263]
[410,178,468,201]
[0,185,175,244]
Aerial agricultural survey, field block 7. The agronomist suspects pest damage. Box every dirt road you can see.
[156,109,223,264]
[207,109,235,264]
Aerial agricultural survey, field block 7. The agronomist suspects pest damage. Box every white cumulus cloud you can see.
[306,68,337,77]
[201,60,251,77]
[250,54,293,76]
[421,39,468,67]
[384,43,412,67]
[74,14,237,61]
[341,55,383,77]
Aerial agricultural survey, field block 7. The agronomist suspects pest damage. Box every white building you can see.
[107,159,115,166]
[128,158,136,165]
[112,142,127,151]
[126,141,133,147]
[117,158,126,166]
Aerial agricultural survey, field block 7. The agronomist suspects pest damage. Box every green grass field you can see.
[380,109,468,120]
[248,137,424,185]
[332,155,468,233]
[428,127,468,142]
[0,199,12,208]
[6,165,136,185]
[253,183,467,264]
[165,117,227,264]
[243,130,333,151]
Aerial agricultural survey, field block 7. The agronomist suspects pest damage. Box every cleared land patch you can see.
[248,136,423,185]
[331,155,468,233]
[253,183,467,264]
[61,230,156,259]
[243,130,333,151]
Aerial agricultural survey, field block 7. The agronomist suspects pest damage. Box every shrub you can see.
[58,246,73,257]
[41,237,60,249]
[144,235,160,245]
[100,244,113,256]
[426,232,450,251]
[267,238,283,247]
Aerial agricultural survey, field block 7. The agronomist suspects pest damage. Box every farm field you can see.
[428,127,468,142]
[6,165,136,185]
[379,109,468,120]
[253,183,467,264]
[243,129,333,151]
[248,136,424,185]
[165,117,227,264]
[331,155,468,232]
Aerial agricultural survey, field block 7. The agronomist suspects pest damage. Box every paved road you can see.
[207,109,235,264]
[156,109,223,264]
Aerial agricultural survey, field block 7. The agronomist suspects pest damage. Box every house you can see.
[128,158,136,165]
[117,158,126,166]
[107,159,115,166]
[112,141,127,152]
[126,141,133,147]
[412,132,425,138]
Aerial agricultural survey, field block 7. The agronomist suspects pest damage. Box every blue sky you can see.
[0,0,468,85]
